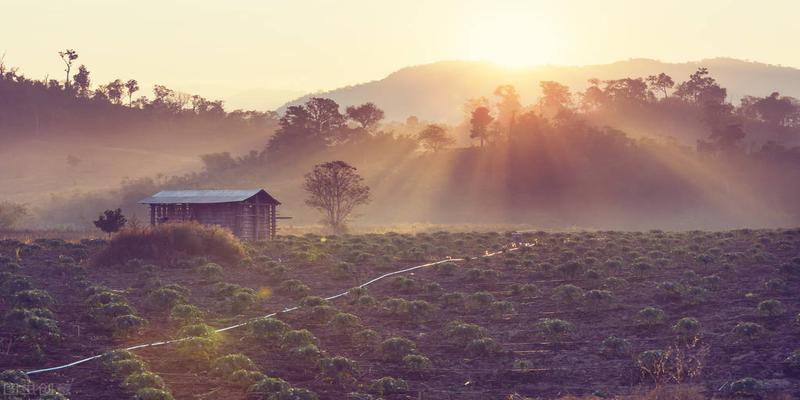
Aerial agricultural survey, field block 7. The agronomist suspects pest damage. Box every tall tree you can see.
[674,68,726,105]
[303,161,370,233]
[646,73,674,99]
[493,85,522,134]
[58,49,78,90]
[125,79,139,106]
[72,65,91,98]
[538,81,572,118]
[268,98,347,153]
[469,106,494,147]
[417,124,455,152]
[106,79,125,104]
[346,102,384,130]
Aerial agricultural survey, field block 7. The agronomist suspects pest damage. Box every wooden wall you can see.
[148,200,277,240]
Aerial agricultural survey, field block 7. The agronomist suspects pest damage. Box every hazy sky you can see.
[2,0,799,109]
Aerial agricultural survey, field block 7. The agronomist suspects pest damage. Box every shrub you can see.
[287,344,323,368]
[308,305,339,324]
[123,371,165,393]
[435,262,457,276]
[552,284,584,303]
[299,296,328,307]
[465,291,495,312]
[353,329,381,351]
[248,377,291,399]
[466,337,500,357]
[655,281,685,302]
[379,337,416,362]
[134,388,175,400]
[509,283,539,298]
[441,292,466,308]
[230,370,266,389]
[369,377,408,396]
[113,315,148,338]
[601,336,631,358]
[271,388,319,400]
[94,222,245,266]
[146,288,187,312]
[672,317,702,341]
[757,299,786,318]
[490,301,515,319]
[12,290,54,309]
[283,329,318,348]
[169,304,204,325]
[227,288,259,314]
[638,307,666,327]
[403,354,432,374]
[109,359,147,379]
[557,260,584,278]
[444,321,487,346]
[174,336,217,366]
[583,289,613,309]
[721,377,765,398]
[178,323,218,339]
[731,322,766,343]
[278,279,311,299]
[328,313,362,335]
[210,353,256,379]
[319,356,358,386]
[537,318,574,342]
[249,318,289,342]
[195,263,224,283]
[783,350,800,377]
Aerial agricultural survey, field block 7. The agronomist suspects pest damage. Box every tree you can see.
[0,202,28,229]
[538,81,572,118]
[417,124,455,152]
[72,65,91,98]
[93,208,127,237]
[646,73,674,99]
[346,102,384,131]
[303,161,370,233]
[106,79,125,104]
[125,79,139,106]
[493,85,521,133]
[469,106,493,147]
[268,98,347,153]
[674,68,726,105]
[58,49,78,90]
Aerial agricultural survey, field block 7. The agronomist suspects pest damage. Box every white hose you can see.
[25,243,527,375]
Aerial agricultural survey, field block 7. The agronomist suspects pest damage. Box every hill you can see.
[279,58,800,122]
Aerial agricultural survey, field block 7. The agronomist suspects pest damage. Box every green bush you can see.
[353,329,381,351]
[490,301,515,319]
[96,222,245,267]
[441,292,466,308]
[308,305,339,324]
[672,317,702,341]
[278,279,311,299]
[12,290,54,309]
[403,354,432,374]
[146,288,187,312]
[552,284,584,304]
[210,353,256,379]
[230,370,266,389]
[721,377,765,398]
[328,313,362,335]
[195,263,224,283]
[270,388,319,400]
[731,322,766,343]
[466,337,500,357]
[108,358,147,379]
[319,356,358,385]
[379,337,416,362]
[227,288,259,314]
[287,344,323,368]
[583,289,613,309]
[465,291,495,312]
[537,318,574,342]
[444,321,487,346]
[169,304,204,325]
[123,371,165,393]
[637,307,665,327]
[369,377,408,396]
[601,336,631,358]
[509,283,539,298]
[248,377,291,399]
[249,317,289,342]
[283,329,318,348]
[757,299,786,318]
[113,314,148,338]
[134,388,175,400]
[174,336,217,366]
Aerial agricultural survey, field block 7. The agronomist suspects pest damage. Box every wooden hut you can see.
[139,189,281,240]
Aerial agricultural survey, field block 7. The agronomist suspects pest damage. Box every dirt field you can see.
[1,229,799,399]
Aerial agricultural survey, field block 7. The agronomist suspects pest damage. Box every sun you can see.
[465,15,560,68]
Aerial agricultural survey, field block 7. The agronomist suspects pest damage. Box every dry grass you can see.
[93,222,246,267]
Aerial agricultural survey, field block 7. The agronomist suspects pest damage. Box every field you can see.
[1,228,800,399]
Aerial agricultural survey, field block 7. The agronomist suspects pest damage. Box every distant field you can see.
[1,229,799,399]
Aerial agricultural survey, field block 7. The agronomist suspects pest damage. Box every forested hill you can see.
[279,58,800,122]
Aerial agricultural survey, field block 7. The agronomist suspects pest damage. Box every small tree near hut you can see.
[94,208,127,237]
[303,161,370,234]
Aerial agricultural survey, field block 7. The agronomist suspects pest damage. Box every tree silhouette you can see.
[346,102,384,130]
[72,65,91,97]
[93,208,127,237]
[470,106,493,147]
[417,124,454,152]
[106,79,125,104]
[125,79,139,106]
[539,81,572,117]
[58,49,78,90]
[646,73,674,99]
[303,161,370,233]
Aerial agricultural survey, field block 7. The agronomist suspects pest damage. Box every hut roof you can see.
[139,189,280,205]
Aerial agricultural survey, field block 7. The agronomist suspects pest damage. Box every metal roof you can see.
[138,189,280,205]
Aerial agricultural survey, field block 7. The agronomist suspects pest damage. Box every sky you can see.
[2,0,799,109]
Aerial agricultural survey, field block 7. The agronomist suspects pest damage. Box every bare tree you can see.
[303,161,370,233]
[58,49,78,89]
